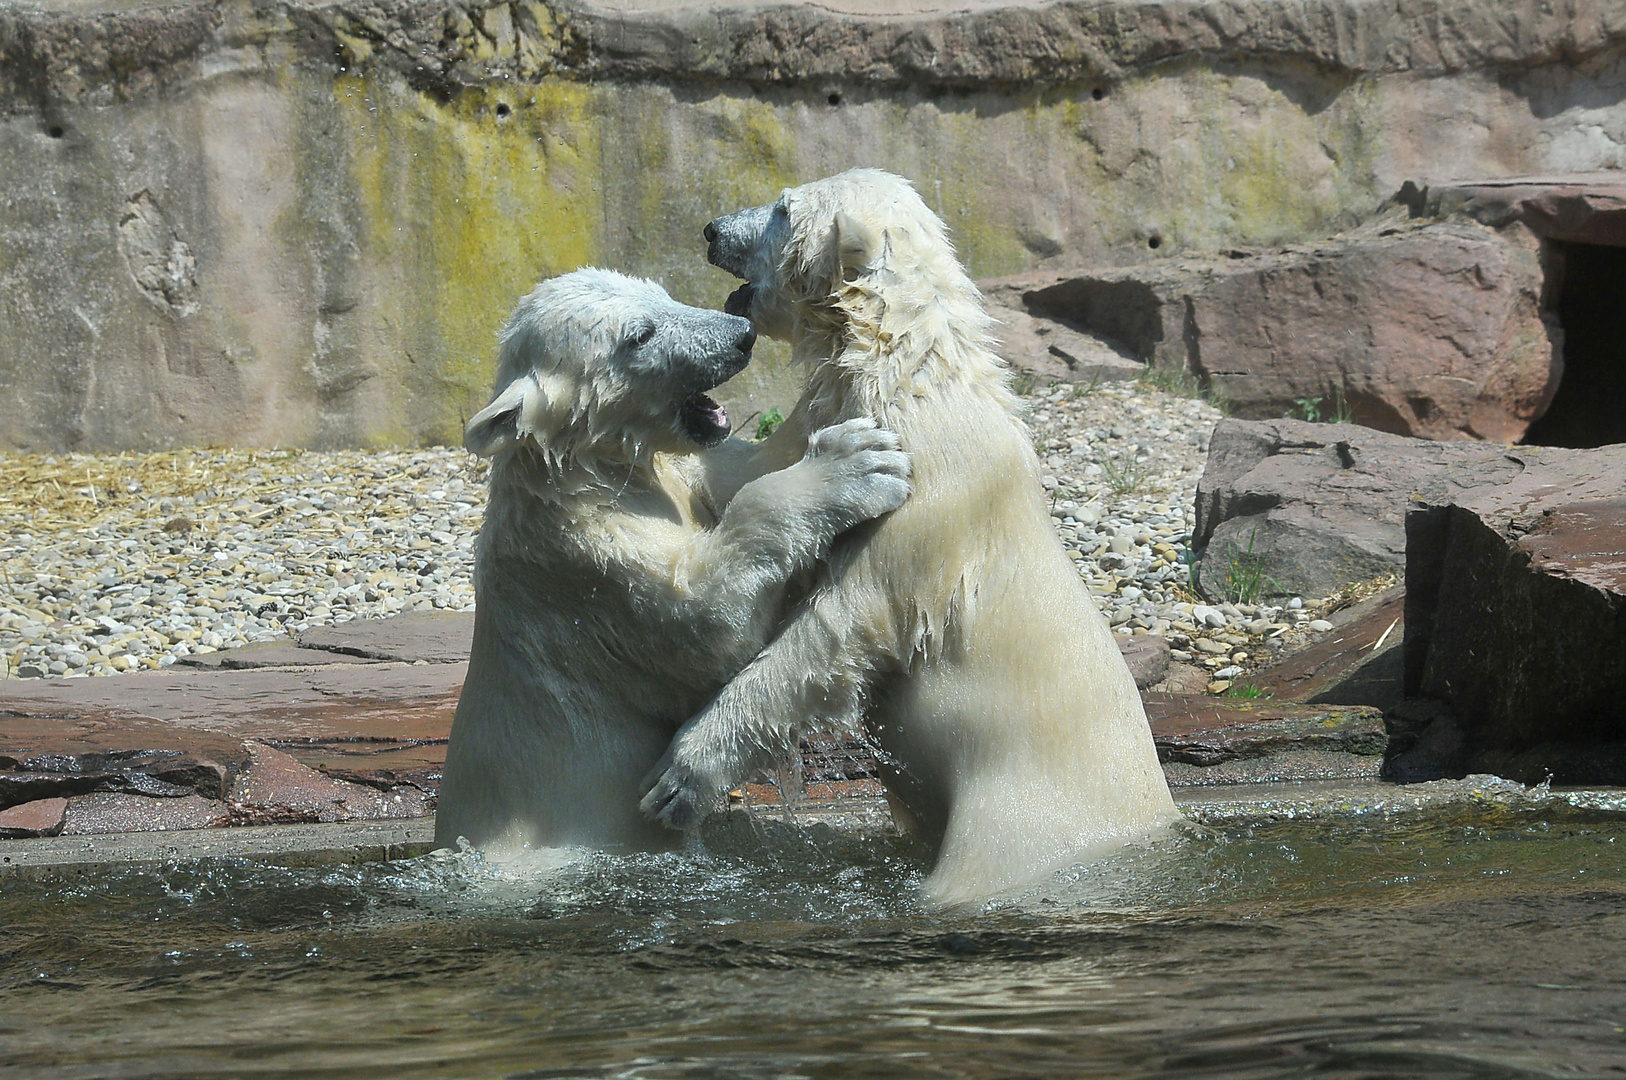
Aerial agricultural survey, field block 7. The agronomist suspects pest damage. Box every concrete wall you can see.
[2,0,1623,450]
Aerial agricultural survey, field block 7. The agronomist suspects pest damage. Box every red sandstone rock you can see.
[984,218,1560,442]
[0,797,68,838]
[229,742,431,825]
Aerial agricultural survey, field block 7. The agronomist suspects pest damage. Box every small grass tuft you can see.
[1221,525,1277,605]
[1100,454,1144,495]
[1224,681,1272,699]
[1140,365,1232,415]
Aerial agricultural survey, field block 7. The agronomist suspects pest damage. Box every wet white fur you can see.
[643,172,1182,904]
[435,268,910,851]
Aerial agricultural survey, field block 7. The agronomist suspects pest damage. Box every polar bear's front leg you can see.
[640,589,876,830]
[675,418,908,618]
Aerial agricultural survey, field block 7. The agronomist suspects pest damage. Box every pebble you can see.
[2,448,484,679]
[3,380,1339,682]
[1308,620,1334,632]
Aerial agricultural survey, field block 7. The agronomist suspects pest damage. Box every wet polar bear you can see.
[641,171,1182,903]
[435,269,911,851]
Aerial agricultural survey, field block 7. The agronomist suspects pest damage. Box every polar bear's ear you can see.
[464,374,538,457]
[833,210,881,282]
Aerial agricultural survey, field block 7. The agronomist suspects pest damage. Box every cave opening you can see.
[1522,241,1626,448]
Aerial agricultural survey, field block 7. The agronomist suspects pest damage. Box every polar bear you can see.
[640,171,1182,903]
[435,268,911,851]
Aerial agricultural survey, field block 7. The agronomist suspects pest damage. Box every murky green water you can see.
[4,782,1626,1079]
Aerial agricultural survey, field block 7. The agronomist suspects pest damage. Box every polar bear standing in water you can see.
[435,269,910,851]
[641,171,1182,903]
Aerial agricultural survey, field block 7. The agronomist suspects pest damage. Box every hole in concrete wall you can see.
[827,92,842,106]
[1147,234,1163,250]
[1091,86,1107,101]
[1522,241,1626,449]
[45,125,64,139]
[1023,278,1164,362]
[495,103,511,119]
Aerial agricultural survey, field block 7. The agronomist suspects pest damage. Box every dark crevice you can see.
[1522,241,1626,448]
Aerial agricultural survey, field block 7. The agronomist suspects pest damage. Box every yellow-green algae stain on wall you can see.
[338,73,606,444]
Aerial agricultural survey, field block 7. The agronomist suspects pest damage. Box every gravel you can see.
[2,379,1336,684]
[2,448,484,678]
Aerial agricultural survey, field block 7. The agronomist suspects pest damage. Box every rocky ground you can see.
[0,379,1339,687]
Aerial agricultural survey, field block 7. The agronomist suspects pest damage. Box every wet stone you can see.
[63,792,224,835]
[0,797,68,838]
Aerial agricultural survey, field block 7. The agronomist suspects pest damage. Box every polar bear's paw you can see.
[802,417,912,529]
[640,754,725,832]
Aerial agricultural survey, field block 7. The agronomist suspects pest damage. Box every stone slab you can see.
[0,818,437,880]
[1144,695,1388,766]
[1248,587,1406,709]
[226,742,432,825]
[0,797,67,838]
[1163,748,1382,787]
[178,641,383,670]
[0,662,462,800]
[297,612,475,664]
[1404,173,1626,246]
[62,792,224,835]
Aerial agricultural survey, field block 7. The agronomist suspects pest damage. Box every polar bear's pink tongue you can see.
[682,392,730,442]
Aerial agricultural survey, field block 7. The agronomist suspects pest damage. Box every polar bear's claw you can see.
[640,762,714,831]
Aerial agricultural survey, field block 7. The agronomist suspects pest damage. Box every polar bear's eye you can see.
[630,323,657,348]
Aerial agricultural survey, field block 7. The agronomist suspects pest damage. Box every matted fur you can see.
[435,268,910,851]
[643,171,1182,903]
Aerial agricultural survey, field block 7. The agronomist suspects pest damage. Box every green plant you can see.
[1291,385,1352,424]
[1221,525,1276,605]
[1010,371,1039,397]
[1100,454,1144,495]
[754,407,785,442]
[1224,681,1272,699]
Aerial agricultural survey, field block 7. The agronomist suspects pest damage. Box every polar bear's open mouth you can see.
[680,392,731,445]
[723,283,755,319]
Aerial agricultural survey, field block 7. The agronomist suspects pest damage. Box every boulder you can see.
[981,218,1560,441]
[983,297,1144,385]
[1190,417,1525,599]
[1115,633,1171,690]
[1403,447,1626,782]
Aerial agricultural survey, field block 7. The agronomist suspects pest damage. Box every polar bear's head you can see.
[703,168,976,344]
[464,269,756,467]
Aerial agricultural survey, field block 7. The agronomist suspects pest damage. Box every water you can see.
[4,783,1626,1079]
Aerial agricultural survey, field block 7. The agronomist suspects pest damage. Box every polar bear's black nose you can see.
[736,325,756,353]
[703,221,719,244]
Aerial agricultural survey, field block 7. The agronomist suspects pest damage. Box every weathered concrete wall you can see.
[2,0,1624,450]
